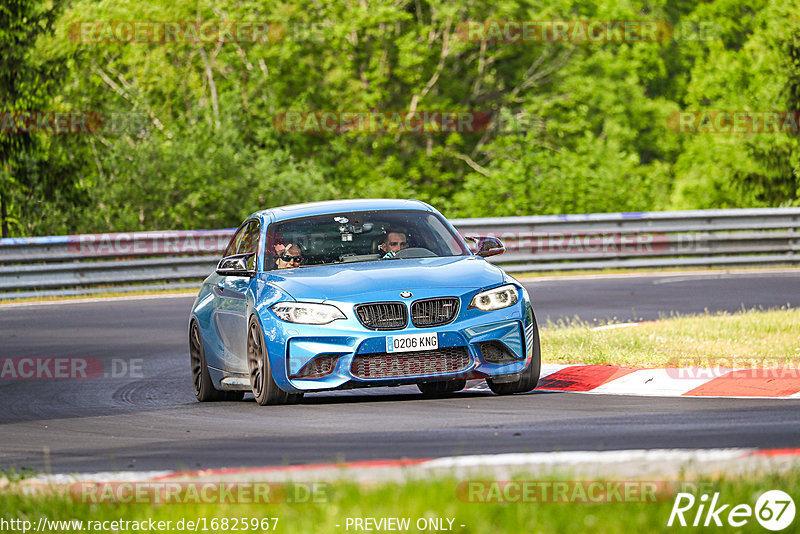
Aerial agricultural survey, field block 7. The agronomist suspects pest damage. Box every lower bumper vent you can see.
[351,347,470,379]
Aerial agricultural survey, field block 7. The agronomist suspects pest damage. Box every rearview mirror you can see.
[465,236,505,258]
[216,253,255,277]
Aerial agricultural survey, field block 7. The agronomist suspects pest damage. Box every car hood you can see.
[261,256,506,301]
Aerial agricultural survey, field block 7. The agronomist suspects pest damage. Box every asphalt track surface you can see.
[1,270,799,474]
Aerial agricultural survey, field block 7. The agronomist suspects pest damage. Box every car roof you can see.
[249,199,433,223]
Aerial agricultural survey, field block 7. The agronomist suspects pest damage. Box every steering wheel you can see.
[391,247,436,259]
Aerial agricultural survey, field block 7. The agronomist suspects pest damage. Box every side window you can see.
[223,224,248,257]
[237,220,261,255]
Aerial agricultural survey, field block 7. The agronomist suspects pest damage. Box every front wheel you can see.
[247,317,289,406]
[190,321,244,402]
[486,318,541,395]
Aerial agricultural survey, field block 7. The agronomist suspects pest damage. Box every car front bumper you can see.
[260,298,536,393]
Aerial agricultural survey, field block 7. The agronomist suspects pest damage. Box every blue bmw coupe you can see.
[189,199,540,405]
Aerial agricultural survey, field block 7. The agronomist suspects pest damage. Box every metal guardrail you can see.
[0,208,798,298]
[451,207,800,273]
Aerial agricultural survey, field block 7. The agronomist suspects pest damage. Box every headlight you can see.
[271,302,346,324]
[469,284,519,311]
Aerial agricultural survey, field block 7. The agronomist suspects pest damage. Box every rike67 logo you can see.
[668,490,795,531]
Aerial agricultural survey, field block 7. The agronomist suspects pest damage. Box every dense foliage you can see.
[2,0,799,236]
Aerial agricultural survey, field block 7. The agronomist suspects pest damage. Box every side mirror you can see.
[216,253,255,277]
[465,236,505,258]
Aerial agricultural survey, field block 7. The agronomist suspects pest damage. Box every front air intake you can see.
[292,355,338,379]
[478,341,518,363]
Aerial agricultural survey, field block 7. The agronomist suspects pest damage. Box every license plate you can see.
[386,332,438,353]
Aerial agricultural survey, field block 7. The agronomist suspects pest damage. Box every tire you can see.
[486,317,541,395]
[417,379,467,396]
[190,321,243,402]
[247,316,289,406]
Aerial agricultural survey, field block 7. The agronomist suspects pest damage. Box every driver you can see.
[380,230,409,259]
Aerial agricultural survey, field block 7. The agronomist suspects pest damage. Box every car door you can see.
[212,219,260,372]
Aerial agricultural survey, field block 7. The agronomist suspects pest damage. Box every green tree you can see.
[7,0,799,235]
[0,0,75,237]
[670,0,800,208]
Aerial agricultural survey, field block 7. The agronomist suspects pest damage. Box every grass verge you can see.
[2,471,799,533]
[542,307,800,367]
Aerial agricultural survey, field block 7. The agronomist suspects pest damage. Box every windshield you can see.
[265,209,469,270]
